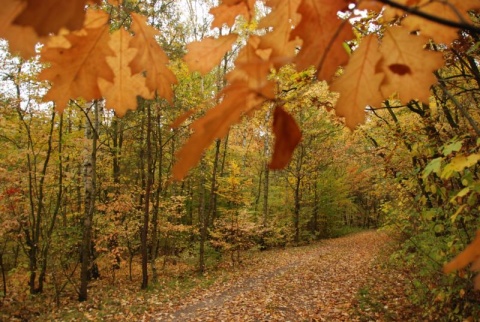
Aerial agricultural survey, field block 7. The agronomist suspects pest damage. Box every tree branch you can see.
[377,0,480,35]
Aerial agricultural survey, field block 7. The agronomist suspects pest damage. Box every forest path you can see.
[151,230,390,321]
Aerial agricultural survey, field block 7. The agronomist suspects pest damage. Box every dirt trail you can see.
[152,231,389,321]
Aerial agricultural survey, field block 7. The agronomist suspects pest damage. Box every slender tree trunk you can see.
[198,159,207,274]
[79,102,99,301]
[151,107,162,283]
[141,103,153,289]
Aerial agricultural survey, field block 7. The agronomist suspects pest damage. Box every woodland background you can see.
[0,0,480,321]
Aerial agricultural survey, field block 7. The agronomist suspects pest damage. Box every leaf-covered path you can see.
[151,231,392,321]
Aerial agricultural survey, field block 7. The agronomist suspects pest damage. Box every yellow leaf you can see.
[441,154,480,179]
[98,29,151,117]
[378,26,444,104]
[129,12,177,102]
[330,34,384,129]
[38,10,114,112]
[184,34,238,75]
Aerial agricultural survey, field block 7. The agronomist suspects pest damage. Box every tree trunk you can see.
[198,159,207,274]
[79,102,99,301]
[140,103,153,289]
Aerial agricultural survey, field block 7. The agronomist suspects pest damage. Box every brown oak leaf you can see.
[378,26,444,104]
[290,0,353,82]
[13,0,100,36]
[98,29,151,117]
[173,81,269,180]
[444,230,480,290]
[385,0,480,44]
[129,12,177,102]
[38,10,114,111]
[209,0,256,29]
[269,105,302,169]
[184,34,238,75]
[0,0,43,58]
[257,0,302,65]
[330,34,384,129]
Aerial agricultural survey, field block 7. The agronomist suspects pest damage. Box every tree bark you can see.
[79,102,99,301]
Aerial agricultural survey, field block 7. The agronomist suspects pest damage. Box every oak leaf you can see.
[209,0,256,29]
[38,10,114,111]
[444,230,480,290]
[290,0,353,81]
[184,34,238,75]
[173,81,269,180]
[226,36,276,98]
[129,12,177,102]
[330,34,384,129]
[257,0,302,64]
[98,29,151,117]
[0,0,43,58]
[378,26,444,104]
[385,0,480,44]
[13,0,101,36]
[269,105,302,169]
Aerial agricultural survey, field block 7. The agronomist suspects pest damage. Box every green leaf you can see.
[442,140,463,156]
[422,157,443,179]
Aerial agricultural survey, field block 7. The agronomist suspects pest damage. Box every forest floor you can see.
[5,230,422,321]
[149,230,420,321]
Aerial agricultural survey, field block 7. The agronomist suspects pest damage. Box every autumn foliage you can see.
[2,0,480,306]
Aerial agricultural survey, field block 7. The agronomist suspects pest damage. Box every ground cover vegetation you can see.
[0,0,480,320]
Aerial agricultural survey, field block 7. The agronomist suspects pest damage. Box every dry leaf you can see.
[331,34,384,129]
[385,0,480,44]
[98,29,151,117]
[38,10,114,111]
[184,34,238,75]
[291,0,353,82]
[13,0,100,36]
[257,0,302,65]
[269,105,302,169]
[173,81,268,180]
[209,0,255,29]
[445,230,480,290]
[378,26,444,104]
[129,12,177,102]
[0,0,43,58]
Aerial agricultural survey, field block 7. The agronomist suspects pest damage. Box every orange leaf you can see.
[378,26,444,104]
[385,0,480,44]
[209,0,255,29]
[172,81,269,180]
[444,230,480,290]
[184,34,238,75]
[269,106,302,170]
[0,0,43,58]
[129,12,177,102]
[330,34,384,129]
[38,10,114,111]
[13,0,100,36]
[98,29,151,117]
[291,0,353,81]
[257,0,302,64]
[226,36,276,98]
